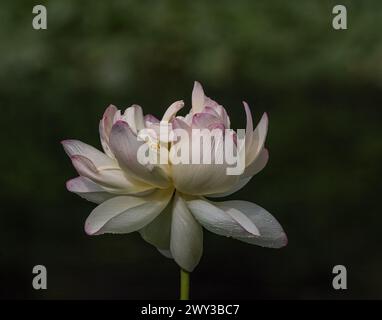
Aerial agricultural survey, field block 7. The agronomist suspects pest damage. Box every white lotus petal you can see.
[62,140,148,193]
[200,97,231,128]
[171,193,203,272]
[204,97,219,109]
[207,176,252,198]
[207,149,268,197]
[202,106,219,117]
[171,132,239,195]
[209,148,268,198]
[85,188,173,235]
[123,105,145,134]
[144,114,160,126]
[243,148,269,178]
[214,105,231,129]
[109,121,170,188]
[191,112,221,129]
[192,81,205,114]
[162,100,184,122]
[243,101,254,153]
[246,113,268,165]
[66,176,115,204]
[188,199,287,248]
[183,113,193,125]
[99,104,118,158]
[62,139,117,168]
[171,117,191,131]
[187,199,260,238]
[140,200,172,250]
[217,200,287,248]
[253,113,268,155]
[69,154,153,194]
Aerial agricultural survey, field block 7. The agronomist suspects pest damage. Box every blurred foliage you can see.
[1,0,382,299]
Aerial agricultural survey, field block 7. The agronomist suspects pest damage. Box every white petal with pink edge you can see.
[66,176,115,204]
[85,188,173,235]
[69,154,153,194]
[62,139,152,194]
[99,104,118,158]
[62,139,116,168]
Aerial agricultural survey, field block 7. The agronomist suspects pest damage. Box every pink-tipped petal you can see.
[62,140,115,168]
[171,117,191,131]
[66,176,115,204]
[208,122,225,131]
[192,112,220,129]
[67,150,152,194]
[144,114,160,125]
[99,105,118,158]
[70,154,98,178]
[66,176,101,193]
[192,81,205,114]
[204,104,231,129]
[202,106,219,117]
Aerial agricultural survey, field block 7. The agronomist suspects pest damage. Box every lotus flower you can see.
[62,82,287,275]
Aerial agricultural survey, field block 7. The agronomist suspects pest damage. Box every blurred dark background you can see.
[1,0,381,299]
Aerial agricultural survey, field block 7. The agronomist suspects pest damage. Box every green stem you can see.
[180,269,190,300]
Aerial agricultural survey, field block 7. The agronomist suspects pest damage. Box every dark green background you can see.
[1,0,381,299]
